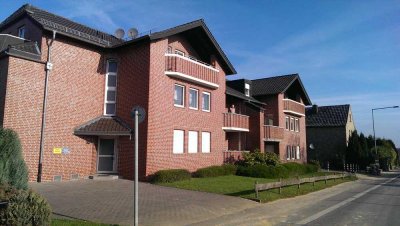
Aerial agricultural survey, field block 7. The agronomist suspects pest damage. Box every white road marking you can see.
[296,175,399,225]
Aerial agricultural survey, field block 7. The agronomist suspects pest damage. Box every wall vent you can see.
[53,175,62,182]
[71,174,79,180]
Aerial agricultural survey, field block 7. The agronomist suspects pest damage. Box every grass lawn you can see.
[159,173,357,203]
[51,219,118,226]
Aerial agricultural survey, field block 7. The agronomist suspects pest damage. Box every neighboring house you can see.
[0,4,236,181]
[306,104,356,168]
[226,74,312,163]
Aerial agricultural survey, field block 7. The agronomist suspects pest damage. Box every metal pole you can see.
[372,109,377,158]
[37,30,56,182]
[134,109,139,226]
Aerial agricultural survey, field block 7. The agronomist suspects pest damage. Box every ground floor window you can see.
[296,146,300,159]
[188,131,198,153]
[286,146,291,160]
[201,132,211,153]
[173,130,184,154]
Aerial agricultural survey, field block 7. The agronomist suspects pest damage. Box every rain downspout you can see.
[37,30,56,182]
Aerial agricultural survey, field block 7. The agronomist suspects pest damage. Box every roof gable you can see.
[306,104,351,127]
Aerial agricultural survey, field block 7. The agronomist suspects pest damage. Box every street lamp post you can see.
[372,106,399,163]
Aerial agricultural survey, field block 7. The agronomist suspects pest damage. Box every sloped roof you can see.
[306,104,350,127]
[74,116,132,136]
[0,34,41,61]
[251,74,312,105]
[226,86,265,106]
[0,4,123,47]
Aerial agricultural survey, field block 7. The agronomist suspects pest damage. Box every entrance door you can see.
[97,138,117,173]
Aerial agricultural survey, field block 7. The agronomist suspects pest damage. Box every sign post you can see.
[131,106,145,226]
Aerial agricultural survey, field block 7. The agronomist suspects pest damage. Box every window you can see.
[167,46,172,53]
[201,132,211,153]
[286,146,291,160]
[290,117,294,131]
[291,146,296,160]
[285,116,289,130]
[173,130,184,154]
[202,92,210,112]
[104,60,117,115]
[295,118,299,132]
[18,26,25,38]
[296,146,300,159]
[189,88,198,110]
[188,131,198,153]
[245,83,250,97]
[174,84,185,107]
[175,50,185,56]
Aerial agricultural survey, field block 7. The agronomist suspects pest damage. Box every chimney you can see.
[312,104,318,114]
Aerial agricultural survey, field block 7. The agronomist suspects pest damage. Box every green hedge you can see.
[151,169,191,183]
[0,129,28,190]
[195,164,237,178]
[282,162,319,177]
[0,184,51,225]
[237,165,289,179]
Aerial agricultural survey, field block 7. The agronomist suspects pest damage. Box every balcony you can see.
[223,113,249,132]
[165,53,219,89]
[264,125,284,141]
[283,99,305,116]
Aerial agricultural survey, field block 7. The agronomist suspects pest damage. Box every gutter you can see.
[37,30,56,183]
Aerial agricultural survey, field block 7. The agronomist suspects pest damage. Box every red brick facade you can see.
[0,6,310,182]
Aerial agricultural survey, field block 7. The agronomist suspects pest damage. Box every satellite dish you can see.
[128,28,139,39]
[309,144,315,150]
[114,28,125,39]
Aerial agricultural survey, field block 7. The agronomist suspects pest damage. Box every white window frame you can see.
[286,146,291,160]
[296,146,300,159]
[18,26,25,38]
[291,146,296,160]
[173,130,184,154]
[175,49,185,56]
[201,132,211,153]
[290,117,294,131]
[189,88,198,110]
[174,84,185,108]
[188,131,198,153]
[295,118,299,132]
[285,116,289,130]
[104,60,117,116]
[202,92,211,112]
[245,83,250,97]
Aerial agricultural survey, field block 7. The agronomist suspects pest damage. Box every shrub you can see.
[151,169,191,183]
[0,129,28,189]
[0,184,51,225]
[195,164,237,178]
[236,165,289,179]
[238,150,280,166]
[281,162,319,177]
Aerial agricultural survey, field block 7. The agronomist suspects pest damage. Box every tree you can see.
[0,129,28,189]
[346,130,362,164]
[359,133,373,168]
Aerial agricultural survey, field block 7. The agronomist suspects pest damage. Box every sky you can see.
[1,0,400,146]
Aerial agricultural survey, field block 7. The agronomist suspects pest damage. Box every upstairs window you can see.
[18,26,25,38]
[174,84,185,107]
[202,92,210,112]
[175,50,185,57]
[245,83,250,96]
[104,60,117,116]
[189,88,198,110]
[295,118,299,132]
[285,116,289,130]
[290,117,294,131]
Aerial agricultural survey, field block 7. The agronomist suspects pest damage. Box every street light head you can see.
[393,106,399,108]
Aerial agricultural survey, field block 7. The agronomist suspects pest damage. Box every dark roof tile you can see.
[306,105,350,127]
[74,116,132,136]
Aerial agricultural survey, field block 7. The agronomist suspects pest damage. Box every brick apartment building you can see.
[0,4,312,182]
[225,74,312,163]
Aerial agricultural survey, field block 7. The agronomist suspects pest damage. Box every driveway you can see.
[30,179,257,226]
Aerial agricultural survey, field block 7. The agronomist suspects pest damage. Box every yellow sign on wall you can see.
[53,148,62,154]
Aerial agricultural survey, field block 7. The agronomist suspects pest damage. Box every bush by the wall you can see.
[151,169,191,183]
[237,165,289,179]
[195,164,237,178]
[238,150,280,166]
[0,129,28,189]
[281,162,319,177]
[0,184,51,226]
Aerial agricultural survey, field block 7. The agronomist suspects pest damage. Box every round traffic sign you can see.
[131,106,146,123]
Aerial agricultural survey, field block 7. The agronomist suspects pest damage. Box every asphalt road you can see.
[283,171,400,226]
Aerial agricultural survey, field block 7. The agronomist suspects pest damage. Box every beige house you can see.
[306,104,355,169]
